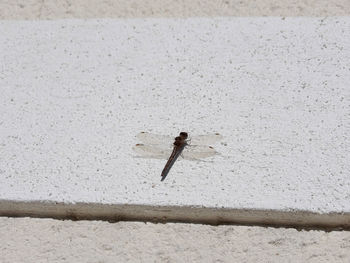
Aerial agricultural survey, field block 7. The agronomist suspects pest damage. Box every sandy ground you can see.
[0,0,350,262]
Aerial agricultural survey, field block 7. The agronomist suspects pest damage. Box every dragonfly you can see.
[133,131,223,181]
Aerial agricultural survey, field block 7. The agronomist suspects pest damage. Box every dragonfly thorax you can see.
[173,140,182,146]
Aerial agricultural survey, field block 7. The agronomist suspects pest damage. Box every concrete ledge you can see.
[1,18,349,227]
[1,200,349,229]
[1,0,349,19]
[1,217,349,262]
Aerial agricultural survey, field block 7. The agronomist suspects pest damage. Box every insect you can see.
[133,132,222,181]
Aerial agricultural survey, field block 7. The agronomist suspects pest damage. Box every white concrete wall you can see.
[1,17,349,228]
[0,1,349,262]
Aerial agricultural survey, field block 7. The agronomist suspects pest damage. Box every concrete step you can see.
[0,18,349,228]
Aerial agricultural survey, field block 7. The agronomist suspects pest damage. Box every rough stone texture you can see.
[0,0,349,19]
[1,19,349,225]
[0,217,349,263]
[1,1,350,262]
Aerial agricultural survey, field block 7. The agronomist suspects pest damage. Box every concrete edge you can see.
[1,0,350,19]
[1,200,349,230]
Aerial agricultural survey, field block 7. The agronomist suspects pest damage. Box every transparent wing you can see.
[133,144,172,159]
[190,133,223,145]
[136,132,173,145]
[133,132,222,160]
[136,132,223,146]
[182,145,217,160]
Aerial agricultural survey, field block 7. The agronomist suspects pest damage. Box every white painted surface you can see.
[0,18,349,215]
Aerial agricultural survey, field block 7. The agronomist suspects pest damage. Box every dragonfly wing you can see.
[182,145,217,160]
[136,132,174,145]
[190,133,223,145]
[133,144,172,159]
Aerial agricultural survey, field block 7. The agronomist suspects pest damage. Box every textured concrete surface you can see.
[1,18,349,227]
[0,217,349,263]
[0,0,350,19]
[1,1,350,262]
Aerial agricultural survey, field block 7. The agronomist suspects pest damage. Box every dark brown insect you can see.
[161,132,188,181]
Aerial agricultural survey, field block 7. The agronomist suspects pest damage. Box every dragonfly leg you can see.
[187,138,192,145]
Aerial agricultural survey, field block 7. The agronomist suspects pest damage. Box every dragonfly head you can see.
[179,132,188,140]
